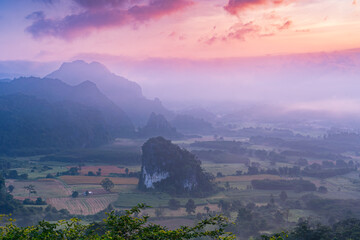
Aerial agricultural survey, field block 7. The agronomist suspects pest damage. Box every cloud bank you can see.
[26,0,193,39]
[224,0,290,15]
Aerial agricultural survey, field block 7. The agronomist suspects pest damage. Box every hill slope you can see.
[47,60,173,126]
[0,94,111,154]
[0,77,134,137]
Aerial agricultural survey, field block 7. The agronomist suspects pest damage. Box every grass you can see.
[47,195,118,215]
[216,174,283,182]
[16,166,68,179]
[67,165,126,176]
[59,176,139,185]
[6,179,72,198]
[202,162,247,176]
[114,192,208,208]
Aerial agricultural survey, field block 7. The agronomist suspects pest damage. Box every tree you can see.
[35,197,46,205]
[7,185,14,193]
[274,210,284,223]
[0,204,234,239]
[7,170,18,179]
[218,200,231,212]
[67,167,79,176]
[96,168,102,176]
[318,186,328,194]
[204,206,210,214]
[24,184,36,198]
[101,178,114,192]
[155,206,164,218]
[125,168,129,175]
[279,191,288,202]
[269,194,275,205]
[87,171,96,176]
[168,199,181,210]
[225,182,230,190]
[72,191,79,198]
[46,173,54,178]
[185,199,196,215]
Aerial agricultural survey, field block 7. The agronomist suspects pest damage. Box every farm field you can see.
[4,133,360,240]
[216,174,283,182]
[47,194,118,215]
[59,176,138,185]
[114,192,208,208]
[6,179,72,198]
[67,165,127,176]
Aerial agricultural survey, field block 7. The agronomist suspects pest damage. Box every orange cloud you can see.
[224,0,290,15]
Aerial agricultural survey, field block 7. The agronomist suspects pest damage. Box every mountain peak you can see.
[76,80,97,88]
[58,60,111,76]
[47,60,173,126]
[139,113,182,139]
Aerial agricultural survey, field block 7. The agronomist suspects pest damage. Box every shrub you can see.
[0,204,234,239]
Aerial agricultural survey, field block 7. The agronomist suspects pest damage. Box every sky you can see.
[0,0,359,61]
[1,0,360,116]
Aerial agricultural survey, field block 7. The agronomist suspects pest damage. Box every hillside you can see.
[47,60,173,126]
[0,77,134,137]
[171,114,213,134]
[0,94,111,154]
[138,113,183,139]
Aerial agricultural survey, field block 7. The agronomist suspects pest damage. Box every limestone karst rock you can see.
[138,137,214,196]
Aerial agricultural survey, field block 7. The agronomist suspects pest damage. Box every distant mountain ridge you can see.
[0,77,134,137]
[0,94,111,154]
[138,113,183,139]
[47,60,173,126]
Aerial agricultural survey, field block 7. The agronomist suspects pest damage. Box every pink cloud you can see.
[277,20,292,30]
[203,18,292,44]
[168,31,187,40]
[224,0,289,15]
[226,21,261,40]
[26,0,193,39]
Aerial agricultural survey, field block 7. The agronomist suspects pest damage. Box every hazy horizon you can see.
[1,0,360,117]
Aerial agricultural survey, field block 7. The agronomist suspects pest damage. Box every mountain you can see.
[138,113,183,139]
[178,108,217,123]
[0,94,111,154]
[46,60,173,126]
[0,77,134,137]
[0,60,59,79]
[171,114,214,134]
[138,137,215,196]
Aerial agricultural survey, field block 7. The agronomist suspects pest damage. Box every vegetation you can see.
[139,137,216,196]
[0,94,112,154]
[72,191,79,198]
[251,179,316,192]
[0,204,234,240]
[262,218,360,240]
[185,199,196,215]
[100,178,114,192]
[168,199,181,210]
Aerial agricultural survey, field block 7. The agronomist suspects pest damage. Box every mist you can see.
[71,49,360,116]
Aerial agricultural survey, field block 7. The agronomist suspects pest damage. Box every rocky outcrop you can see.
[138,137,214,196]
[138,113,183,139]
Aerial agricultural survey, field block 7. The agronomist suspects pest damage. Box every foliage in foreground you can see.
[0,204,235,240]
[261,218,360,240]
